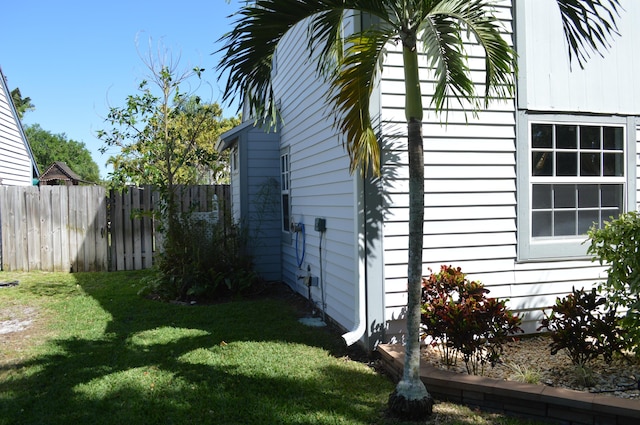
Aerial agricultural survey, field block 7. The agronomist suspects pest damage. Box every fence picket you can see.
[39,186,53,271]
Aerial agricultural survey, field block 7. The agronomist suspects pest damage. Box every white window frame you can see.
[280,148,290,233]
[517,112,637,261]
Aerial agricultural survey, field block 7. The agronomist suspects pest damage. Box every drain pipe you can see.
[342,174,367,346]
[342,245,366,346]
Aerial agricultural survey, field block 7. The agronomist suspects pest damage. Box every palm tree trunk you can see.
[388,42,433,420]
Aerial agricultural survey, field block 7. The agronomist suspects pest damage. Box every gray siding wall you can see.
[0,70,33,186]
[379,0,639,341]
[516,0,640,114]
[272,18,361,333]
[244,127,281,281]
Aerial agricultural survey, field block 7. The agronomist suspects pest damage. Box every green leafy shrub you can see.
[421,265,523,375]
[587,211,640,352]
[537,287,626,365]
[141,212,257,302]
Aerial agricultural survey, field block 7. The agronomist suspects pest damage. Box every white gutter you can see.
[342,170,367,346]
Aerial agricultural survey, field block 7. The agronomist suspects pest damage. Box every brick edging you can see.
[378,344,640,425]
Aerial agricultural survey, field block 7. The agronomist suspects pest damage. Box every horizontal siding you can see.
[379,1,611,342]
[637,125,640,210]
[272,18,358,332]
[246,126,281,281]
[0,76,33,186]
[517,0,640,114]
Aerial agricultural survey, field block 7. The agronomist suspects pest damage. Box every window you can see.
[518,114,636,260]
[280,150,290,232]
[231,147,238,172]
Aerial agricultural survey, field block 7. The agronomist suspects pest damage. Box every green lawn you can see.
[0,271,545,425]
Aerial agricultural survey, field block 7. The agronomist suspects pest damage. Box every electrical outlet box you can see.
[309,276,319,287]
[314,217,326,232]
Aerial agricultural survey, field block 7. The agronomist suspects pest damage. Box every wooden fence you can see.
[0,185,107,272]
[109,185,229,271]
[0,184,229,272]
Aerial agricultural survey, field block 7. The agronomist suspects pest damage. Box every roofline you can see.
[216,120,256,152]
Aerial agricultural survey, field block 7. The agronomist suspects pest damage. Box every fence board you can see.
[26,188,40,271]
[39,186,53,271]
[58,187,70,272]
[17,188,28,271]
[141,187,153,269]
[68,187,80,272]
[131,188,142,270]
[94,187,108,271]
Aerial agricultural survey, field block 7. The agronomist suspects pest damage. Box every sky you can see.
[1,0,243,179]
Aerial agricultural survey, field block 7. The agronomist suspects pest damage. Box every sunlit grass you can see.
[0,270,546,425]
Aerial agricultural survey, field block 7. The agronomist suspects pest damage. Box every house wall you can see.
[244,127,281,281]
[225,123,282,282]
[379,0,639,340]
[0,70,34,186]
[516,0,640,114]
[271,17,361,332]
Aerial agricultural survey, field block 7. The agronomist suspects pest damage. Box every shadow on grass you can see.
[0,271,391,425]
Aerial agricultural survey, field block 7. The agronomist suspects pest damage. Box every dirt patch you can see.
[0,306,36,334]
[0,304,49,367]
[421,336,640,399]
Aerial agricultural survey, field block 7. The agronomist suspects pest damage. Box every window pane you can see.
[532,152,552,176]
[580,152,601,176]
[601,185,623,207]
[603,153,624,176]
[532,184,552,209]
[580,125,601,149]
[282,194,289,230]
[532,124,552,148]
[554,210,576,236]
[532,211,552,237]
[556,125,577,149]
[601,208,621,225]
[604,127,623,150]
[556,152,577,176]
[578,210,599,234]
[578,184,599,207]
[554,185,575,208]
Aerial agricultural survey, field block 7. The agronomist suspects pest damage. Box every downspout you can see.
[0,198,3,271]
[342,171,367,346]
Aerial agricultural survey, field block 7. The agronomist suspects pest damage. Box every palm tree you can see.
[217,0,620,420]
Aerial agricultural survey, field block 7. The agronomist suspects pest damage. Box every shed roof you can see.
[38,161,85,183]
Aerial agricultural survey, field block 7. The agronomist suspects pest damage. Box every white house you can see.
[0,67,39,186]
[218,0,640,350]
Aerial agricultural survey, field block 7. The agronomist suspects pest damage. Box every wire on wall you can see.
[295,222,305,268]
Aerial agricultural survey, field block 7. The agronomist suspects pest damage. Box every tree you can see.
[102,94,239,188]
[25,124,100,183]
[97,47,240,291]
[10,87,35,119]
[216,0,620,420]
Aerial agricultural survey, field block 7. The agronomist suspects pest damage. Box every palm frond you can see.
[556,0,621,69]
[331,30,392,175]
[216,0,348,126]
[421,14,476,113]
[308,8,346,78]
[420,0,516,113]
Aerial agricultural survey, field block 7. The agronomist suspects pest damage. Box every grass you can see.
[0,270,547,425]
